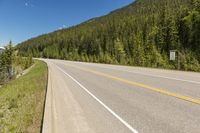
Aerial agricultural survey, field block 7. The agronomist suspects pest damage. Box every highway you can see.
[42,59,200,133]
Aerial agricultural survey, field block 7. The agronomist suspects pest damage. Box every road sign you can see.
[170,50,176,61]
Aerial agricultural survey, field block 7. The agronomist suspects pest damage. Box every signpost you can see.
[170,50,176,61]
[170,50,180,70]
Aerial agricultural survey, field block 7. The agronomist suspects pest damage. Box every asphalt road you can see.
[42,59,200,133]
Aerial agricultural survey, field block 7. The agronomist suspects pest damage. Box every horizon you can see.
[0,0,133,46]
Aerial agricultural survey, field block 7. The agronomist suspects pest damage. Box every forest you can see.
[17,0,200,71]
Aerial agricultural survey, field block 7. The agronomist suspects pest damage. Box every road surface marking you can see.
[102,67,200,84]
[63,64,200,105]
[55,64,139,133]
[73,62,200,84]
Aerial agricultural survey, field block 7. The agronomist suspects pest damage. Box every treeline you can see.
[0,43,33,84]
[17,0,200,71]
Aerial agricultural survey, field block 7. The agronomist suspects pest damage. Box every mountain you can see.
[17,0,200,71]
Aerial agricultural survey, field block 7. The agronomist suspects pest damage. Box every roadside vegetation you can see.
[0,42,32,85]
[0,60,47,132]
[0,42,47,132]
[17,0,200,72]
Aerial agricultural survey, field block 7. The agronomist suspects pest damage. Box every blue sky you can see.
[0,0,133,46]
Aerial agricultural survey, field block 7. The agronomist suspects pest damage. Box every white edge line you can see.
[110,68,200,84]
[71,62,200,85]
[54,64,138,133]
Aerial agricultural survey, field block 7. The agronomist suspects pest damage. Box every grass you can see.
[0,60,48,133]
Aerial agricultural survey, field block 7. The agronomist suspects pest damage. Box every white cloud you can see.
[25,1,35,7]
[25,3,28,6]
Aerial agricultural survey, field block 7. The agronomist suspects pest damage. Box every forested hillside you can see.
[17,0,200,71]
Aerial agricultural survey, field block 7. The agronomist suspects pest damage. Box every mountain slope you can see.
[17,0,200,71]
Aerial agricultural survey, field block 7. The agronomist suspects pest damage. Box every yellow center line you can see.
[66,64,200,105]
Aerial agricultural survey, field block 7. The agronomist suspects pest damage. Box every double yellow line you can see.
[67,64,200,105]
